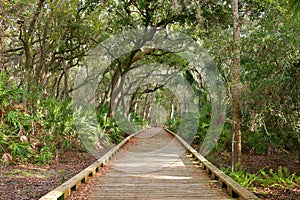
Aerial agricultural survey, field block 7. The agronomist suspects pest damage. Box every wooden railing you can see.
[165,129,259,200]
[40,128,259,200]
[39,130,141,200]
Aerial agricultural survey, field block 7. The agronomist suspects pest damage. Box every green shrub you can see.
[223,165,300,190]
[0,133,8,154]
[165,118,180,132]
[256,166,300,189]
[8,141,32,162]
[222,165,258,188]
[34,146,54,165]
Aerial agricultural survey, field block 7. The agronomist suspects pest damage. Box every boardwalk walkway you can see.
[79,127,233,200]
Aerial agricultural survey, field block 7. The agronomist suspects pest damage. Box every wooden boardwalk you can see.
[78,128,233,199]
[40,127,258,200]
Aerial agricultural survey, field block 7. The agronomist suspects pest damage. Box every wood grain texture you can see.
[40,127,259,200]
[85,127,234,200]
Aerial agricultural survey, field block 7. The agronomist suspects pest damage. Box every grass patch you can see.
[8,169,50,178]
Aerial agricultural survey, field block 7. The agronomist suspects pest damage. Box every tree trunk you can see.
[142,94,148,121]
[63,61,68,99]
[231,0,242,170]
[108,69,122,117]
[170,100,174,120]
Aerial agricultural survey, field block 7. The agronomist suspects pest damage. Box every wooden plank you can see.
[85,128,234,200]
[165,128,260,200]
[41,127,258,200]
[39,130,142,200]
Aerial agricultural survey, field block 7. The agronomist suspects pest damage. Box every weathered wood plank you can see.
[39,130,142,200]
[165,128,259,200]
[85,128,235,200]
[40,127,259,200]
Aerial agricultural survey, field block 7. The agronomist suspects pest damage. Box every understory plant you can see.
[0,75,79,164]
[223,165,300,190]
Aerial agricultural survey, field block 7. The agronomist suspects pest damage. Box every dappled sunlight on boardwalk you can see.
[85,128,233,199]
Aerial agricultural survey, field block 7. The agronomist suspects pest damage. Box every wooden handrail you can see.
[40,128,259,200]
[39,130,141,200]
[165,128,259,200]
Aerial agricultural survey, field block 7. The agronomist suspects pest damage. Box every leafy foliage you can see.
[256,166,300,189]
[34,146,55,165]
[165,118,181,133]
[8,142,32,162]
[224,165,300,190]
[0,0,299,183]
[0,75,79,163]
[223,165,258,188]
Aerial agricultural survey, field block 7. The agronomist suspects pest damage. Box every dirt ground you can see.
[208,151,300,200]
[0,150,97,200]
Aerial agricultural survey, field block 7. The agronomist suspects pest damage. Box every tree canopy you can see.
[0,0,299,176]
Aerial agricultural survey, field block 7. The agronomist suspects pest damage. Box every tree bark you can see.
[231,0,242,170]
[170,99,174,120]
[63,61,68,99]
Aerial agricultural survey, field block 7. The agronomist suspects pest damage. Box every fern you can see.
[223,166,300,190]
[222,166,258,188]
[8,142,32,162]
[256,167,299,189]
[0,133,9,156]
